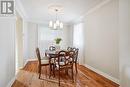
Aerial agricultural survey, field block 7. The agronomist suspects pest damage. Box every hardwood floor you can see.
[12,61,119,87]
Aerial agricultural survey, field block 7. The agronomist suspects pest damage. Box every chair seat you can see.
[55,62,73,70]
[41,56,48,60]
[41,58,49,64]
[56,61,65,66]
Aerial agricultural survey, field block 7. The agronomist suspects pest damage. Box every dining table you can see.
[45,49,68,58]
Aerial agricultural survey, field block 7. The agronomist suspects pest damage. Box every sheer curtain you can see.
[73,23,85,65]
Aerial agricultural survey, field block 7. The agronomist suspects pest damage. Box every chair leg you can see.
[75,63,78,73]
[49,64,52,78]
[53,64,55,77]
[65,68,68,75]
[72,66,74,82]
[59,69,60,86]
[45,66,47,78]
[38,66,41,79]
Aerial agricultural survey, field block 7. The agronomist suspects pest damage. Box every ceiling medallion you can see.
[48,4,64,15]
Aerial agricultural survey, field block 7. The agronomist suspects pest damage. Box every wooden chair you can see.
[53,50,75,86]
[36,48,49,79]
[67,47,73,51]
[72,48,79,73]
[49,46,56,51]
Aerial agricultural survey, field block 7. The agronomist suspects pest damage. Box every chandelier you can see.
[49,9,63,30]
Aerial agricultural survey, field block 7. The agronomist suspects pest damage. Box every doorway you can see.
[15,12,24,73]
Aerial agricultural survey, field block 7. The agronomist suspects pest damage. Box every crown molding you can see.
[15,0,28,19]
[27,19,50,25]
[73,0,112,24]
[0,16,17,20]
[26,18,71,26]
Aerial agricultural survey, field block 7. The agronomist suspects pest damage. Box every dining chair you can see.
[72,48,79,73]
[36,48,49,79]
[67,47,73,51]
[53,50,75,86]
[49,46,56,51]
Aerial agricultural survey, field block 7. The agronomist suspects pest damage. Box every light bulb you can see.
[56,20,60,26]
[49,21,53,27]
[60,22,63,29]
[54,23,57,29]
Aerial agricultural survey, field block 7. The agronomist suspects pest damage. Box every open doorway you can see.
[15,12,24,73]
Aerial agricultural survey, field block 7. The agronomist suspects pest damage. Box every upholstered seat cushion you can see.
[41,56,48,60]
[56,61,65,66]
[41,57,49,64]
[59,62,65,65]
[55,61,73,70]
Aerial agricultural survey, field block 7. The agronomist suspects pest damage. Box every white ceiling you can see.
[20,0,105,24]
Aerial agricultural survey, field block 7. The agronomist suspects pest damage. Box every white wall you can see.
[23,20,29,63]
[83,0,119,80]
[0,18,15,87]
[27,22,38,59]
[119,0,130,87]
[68,25,73,47]
[16,14,24,69]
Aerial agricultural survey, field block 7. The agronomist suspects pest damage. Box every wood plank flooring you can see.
[12,61,119,87]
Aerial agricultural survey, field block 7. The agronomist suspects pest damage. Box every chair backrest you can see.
[67,47,73,51]
[72,48,79,63]
[36,48,41,65]
[49,46,56,51]
[57,50,75,66]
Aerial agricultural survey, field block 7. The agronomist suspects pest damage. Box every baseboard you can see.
[26,58,37,61]
[6,76,16,87]
[84,64,119,84]
[24,58,37,66]
[23,59,29,67]
[24,58,38,67]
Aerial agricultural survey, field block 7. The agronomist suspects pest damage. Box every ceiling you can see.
[20,0,105,24]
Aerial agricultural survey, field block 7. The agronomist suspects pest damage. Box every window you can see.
[73,23,84,64]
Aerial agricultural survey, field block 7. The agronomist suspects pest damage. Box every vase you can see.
[55,44,60,50]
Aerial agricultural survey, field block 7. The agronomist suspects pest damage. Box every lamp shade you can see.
[53,23,57,29]
[60,22,63,28]
[56,20,60,26]
[49,21,53,27]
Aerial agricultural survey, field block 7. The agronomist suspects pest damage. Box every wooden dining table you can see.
[45,49,68,58]
[45,50,58,56]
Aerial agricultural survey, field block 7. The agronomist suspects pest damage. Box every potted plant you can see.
[54,38,62,50]
[55,38,62,44]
